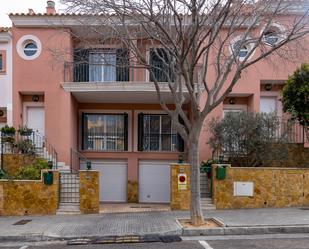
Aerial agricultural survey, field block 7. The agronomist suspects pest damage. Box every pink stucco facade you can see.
[9,5,308,190]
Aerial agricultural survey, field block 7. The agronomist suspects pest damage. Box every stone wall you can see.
[2,154,37,177]
[0,170,59,216]
[79,170,99,214]
[213,165,309,209]
[170,163,191,210]
[127,180,138,203]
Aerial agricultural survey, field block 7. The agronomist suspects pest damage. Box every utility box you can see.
[234,182,254,196]
[216,165,227,180]
[43,171,53,185]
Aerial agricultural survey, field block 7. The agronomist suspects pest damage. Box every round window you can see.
[23,41,38,56]
[17,35,42,60]
[264,30,280,46]
[233,40,249,58]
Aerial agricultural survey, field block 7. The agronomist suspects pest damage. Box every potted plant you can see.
[16,139,35,155]
[18,126,33,136]
[1,125,16,136]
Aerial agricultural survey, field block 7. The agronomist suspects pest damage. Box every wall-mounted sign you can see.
[178,173,187,190]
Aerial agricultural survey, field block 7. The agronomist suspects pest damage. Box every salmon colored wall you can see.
[12,27,74,164]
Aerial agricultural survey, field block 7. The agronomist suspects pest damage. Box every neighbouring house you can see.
[8,0,308,210]
[0,27,12,128]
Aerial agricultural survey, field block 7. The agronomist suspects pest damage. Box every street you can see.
[3,234,309,249]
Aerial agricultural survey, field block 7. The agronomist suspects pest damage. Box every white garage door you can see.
[139,160,174,203]
[86,160,127,202]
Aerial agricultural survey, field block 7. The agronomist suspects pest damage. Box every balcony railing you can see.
[141,133,183,152]
[64,62,130,83]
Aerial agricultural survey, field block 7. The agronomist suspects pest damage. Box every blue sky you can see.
[0,0,63,27]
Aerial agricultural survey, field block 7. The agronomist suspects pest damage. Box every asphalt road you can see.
[3,235,309,249]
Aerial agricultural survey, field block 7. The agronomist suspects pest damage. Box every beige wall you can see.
[213,165,309,209]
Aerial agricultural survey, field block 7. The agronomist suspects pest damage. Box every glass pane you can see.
[25,42,37,49]
[103,53,116,81]
[161,115,172,150]
[89,53,103,82]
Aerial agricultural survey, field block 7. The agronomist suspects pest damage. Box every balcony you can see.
[61,62,188,104]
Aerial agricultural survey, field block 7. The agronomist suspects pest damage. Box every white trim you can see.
[16,35,42,60]
[261,22,286,46]
[79,109,132,152]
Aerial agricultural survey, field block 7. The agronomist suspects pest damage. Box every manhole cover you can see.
[13,219,32,225]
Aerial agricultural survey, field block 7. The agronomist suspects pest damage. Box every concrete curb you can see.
[182,225,309,236]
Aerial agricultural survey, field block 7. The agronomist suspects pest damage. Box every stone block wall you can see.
[127,180,138,203]
[213,165,309,209]
[79,170,100,214]
[2,154,37,177]
[0,170,59,216]
[170,163,190,210]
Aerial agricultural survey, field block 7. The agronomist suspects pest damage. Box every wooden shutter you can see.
[123,113,128,151]
[74,49,89,82]
[116,49,129,81]
[138,113,144,151]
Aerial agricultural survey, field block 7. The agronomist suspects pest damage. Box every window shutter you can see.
[138,113,144,151]
[124,113,128,151]
[116,49,129,81]
[74,49,89,82]
[177,116,185,152]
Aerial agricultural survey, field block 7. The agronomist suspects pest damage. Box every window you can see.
[138,114,183,152]
[262,24,285,46]
[149,48,173,82]
[233,41,249,59]
[82,113,128,151]
[263,31,279,46]
[89,51,117,82]
[23,41,38,57]
[17,35,42,60]
[74,49,129,82]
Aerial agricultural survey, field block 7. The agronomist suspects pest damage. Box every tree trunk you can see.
[188,133,205,226]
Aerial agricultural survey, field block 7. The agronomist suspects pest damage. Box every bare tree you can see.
[60,0,309,225]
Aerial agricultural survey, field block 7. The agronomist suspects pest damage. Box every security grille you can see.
[59,173,80,203]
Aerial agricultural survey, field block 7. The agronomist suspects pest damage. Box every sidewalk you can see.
[1,208,309,242]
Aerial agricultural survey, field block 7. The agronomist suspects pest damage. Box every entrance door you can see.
[26,106,45,135]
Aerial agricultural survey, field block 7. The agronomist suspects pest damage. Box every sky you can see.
[0,0,63,27]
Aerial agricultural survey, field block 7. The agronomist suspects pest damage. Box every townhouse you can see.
[0,27,12,127]
[8,1,308,204]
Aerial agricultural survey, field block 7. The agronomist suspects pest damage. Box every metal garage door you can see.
[86,160,127,202]
[139,160,173,203]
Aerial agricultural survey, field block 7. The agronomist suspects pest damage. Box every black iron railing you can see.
[70,148,89,174]
[64,62,130,83]
[142,133,181,152]
[82,132,127,151]
[0,131,58,169]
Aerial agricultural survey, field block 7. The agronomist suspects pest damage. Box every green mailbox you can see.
[43,172,53,185]
[216,166,226,180]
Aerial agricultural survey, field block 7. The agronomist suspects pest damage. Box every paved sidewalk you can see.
[1,208,309,241]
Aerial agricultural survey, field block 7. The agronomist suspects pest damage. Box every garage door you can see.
[85,160,127,202]
[139,160,174,203]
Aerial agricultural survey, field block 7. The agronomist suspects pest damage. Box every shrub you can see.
[0,125,15,135]
[15,159,49,180]
[208,112,289,167]
[16,139,35,155]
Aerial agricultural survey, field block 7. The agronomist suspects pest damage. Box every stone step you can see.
[201,204,216,210]
[57,203,81,215]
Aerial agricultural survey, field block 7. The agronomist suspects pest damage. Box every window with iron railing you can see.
[149,48,174,82]
[70,48,129,82]
[138,113,184,152]
[82,113,128,151]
